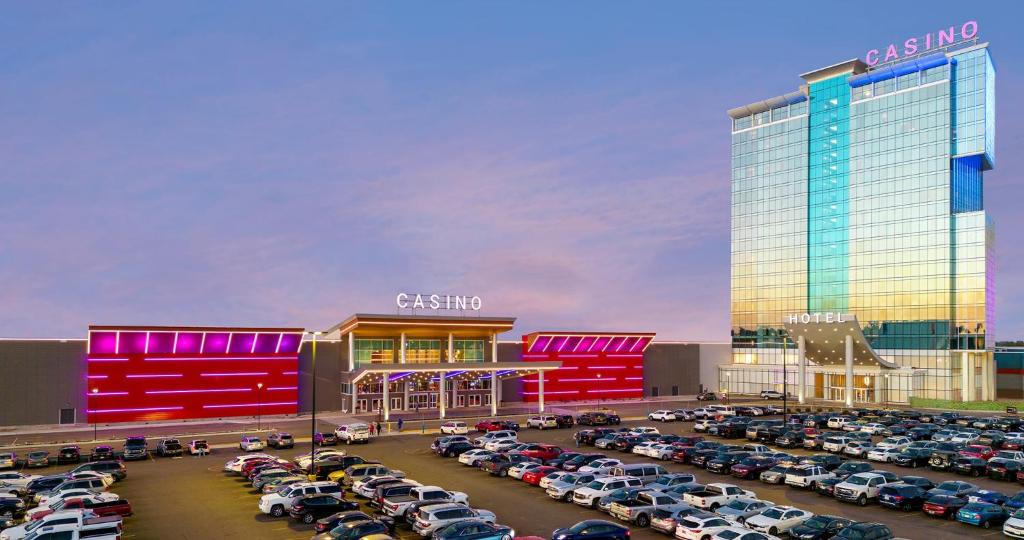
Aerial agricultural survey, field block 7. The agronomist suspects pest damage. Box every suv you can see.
[833,472,894,506]
[122,437,147,461]
[70,461,126,482]
[258,481,342,517]
[187,440,210,455]
[268,433,295,449]
[55,447,81,465]
[784,464,834,489]
[474,431,516,448]
[240,436,265,452]
[411,503,496,536]
[156,438,183,457]
[527,415,559,429]
[335,423,370,444]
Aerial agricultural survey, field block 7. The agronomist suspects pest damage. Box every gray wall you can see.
[0,340,88,426]
[643,343,702,397]
[298,339,344,414]
[699,343,732,393]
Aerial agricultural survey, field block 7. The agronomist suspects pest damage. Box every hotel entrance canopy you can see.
[783,313,899,369]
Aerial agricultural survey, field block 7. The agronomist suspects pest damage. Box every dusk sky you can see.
[2,2,1021,340]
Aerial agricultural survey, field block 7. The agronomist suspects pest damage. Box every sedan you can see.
[956,501,1009,528]
[922,494,968,519]
[25,452,49,469]
[552,519,629,540]
[745,506,813,536]
[433,519,513,540]
[289,495,360,524]
[789,515,854,540]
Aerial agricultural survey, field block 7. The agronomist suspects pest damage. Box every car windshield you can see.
[28,452,46,458]
[762,508,785,519]
[935,482,959,491]
[585,480,605,490]
[846,476,869,486]
[801,517,830,530]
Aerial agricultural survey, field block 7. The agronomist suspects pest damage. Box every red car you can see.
[32,498,133,521]
[522,465,559,486]
[960,445,996,461]
[519,444,563,462]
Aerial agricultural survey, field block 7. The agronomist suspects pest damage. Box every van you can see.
[708,405,736,417]
[608,463,668,484]
[335,424,370,444]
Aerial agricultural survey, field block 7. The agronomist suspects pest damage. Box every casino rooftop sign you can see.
[865,21,978,66]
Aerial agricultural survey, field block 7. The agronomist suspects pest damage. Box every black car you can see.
[0,498,26,520]
[561,454,606,472]
[994,418,1023,432]
[789,515,854,539]
[552,520,630,540]
[56,446,81,464]
[801,454,843,471]
[312,510,392,535]
[776,430,806,448]
[706,452,751,474]
[834,461,872,479]
[878,484,929,511]
[556,415,575,428]
[815,477,844,497]
[898,476,935,491]
[312,518,392,540]
[893,448,932,468]
[953,457,988,477]
[987,457,1023,480]
[88,445,115,461]
[24,475,65,496]
[439,441,475,458]
[123,436,148,461]
[289,495,359,524]
[156,438,183,457]
[71,460,127,481]
[696,391,717,401]
[978,431,1007,448]
[833,522,892,540]
[908,427,937,441]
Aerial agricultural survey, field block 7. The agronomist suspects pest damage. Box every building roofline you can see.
[799,58,868,83]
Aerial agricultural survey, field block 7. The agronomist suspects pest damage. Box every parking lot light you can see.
[256,382,264,431]
[91,387,99,441]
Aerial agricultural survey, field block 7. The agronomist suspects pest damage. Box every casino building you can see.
[724,24,996,404]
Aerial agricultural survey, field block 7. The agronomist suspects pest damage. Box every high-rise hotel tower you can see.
[724,22,995,404]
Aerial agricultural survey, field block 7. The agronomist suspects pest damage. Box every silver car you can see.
[714,498,771,524]
[545,473,597,501]
[411,503,496,536]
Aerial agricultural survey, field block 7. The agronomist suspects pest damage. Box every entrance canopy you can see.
[783,313,899,369]
[345,361,561,385]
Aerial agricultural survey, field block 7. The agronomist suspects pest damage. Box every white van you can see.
[526,415,559,429]
[258,481,342,517]
[335,423,370,444]
[609,463,668,484]
[440,421,469,435]
[708,405,736,417]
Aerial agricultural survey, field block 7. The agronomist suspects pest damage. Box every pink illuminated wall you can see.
[520,332,654,402]
[86,326,302,423]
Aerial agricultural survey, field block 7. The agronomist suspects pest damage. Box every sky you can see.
[1,2,1022,340]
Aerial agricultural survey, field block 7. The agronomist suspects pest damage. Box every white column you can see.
[451,377,458,409]
[448,333,454,363]
[845,335,854,408]
[797,335,806,404]
[961,352,970,401]
[874,372,883,403]
[400,333,406,364]
[538,370,545,413]
[982,354,992,401]
[382,376,390,421]
[966,353,976,401]
[351,382,358,414]
[439,371,446,419]
[492,333,498,362]
[348,333,355,371]
[490,372,498,416]
[403,381,409,411]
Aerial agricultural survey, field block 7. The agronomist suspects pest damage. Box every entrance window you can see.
[406,340,442,363]
[451,340,485,362]
[59,408,76,425]
[355,339,394,366]
[651,387,659,397]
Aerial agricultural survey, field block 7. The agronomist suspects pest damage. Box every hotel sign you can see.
[864,21,978,66]
[786,312,850,324]
[396,293,483,311]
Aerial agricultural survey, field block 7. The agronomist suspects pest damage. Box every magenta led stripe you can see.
[559,378,617,382]
[89,406,184,413]
[200,372,268,377]
[606,354,644,358]
[585,365,626,369]
[557,355,598,359]
[522,390,578,395]
[202,402,294,409]
[625,376,644,381]
[586,388,642,393]
[144,356,296,362]
[146,388,251,395]
[89,391,128,396]
[521,354,549,359]
[126,374,183,378]
[266,386,298,391]
[87,358,130,362]
[86,375,109,379]
[281,371,298,375]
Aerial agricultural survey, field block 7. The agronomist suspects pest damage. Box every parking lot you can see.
[2,407,1019,539]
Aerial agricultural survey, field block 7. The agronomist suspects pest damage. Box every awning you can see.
[345,361,562,384]
[783,313,899,369]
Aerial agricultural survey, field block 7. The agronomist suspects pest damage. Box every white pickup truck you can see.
[381,485,469,518]
[0,511,120,540]
[682,483,755,511]
[607,491,687,527]
[833,472,895,506]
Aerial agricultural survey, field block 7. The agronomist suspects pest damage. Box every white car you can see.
[578,458,623,475]
[649,410,677,422]
[352,476,412,499]
[239,436,265,452]
[335,423,371,444]
[745,505,813,536]
[694,419,715,432]
[632,442,658,456]
[258,481,342,517]
[859,423,887,435]
[484,439,519,452]
[36,487,114,508]
[867,448,902,463]
[646,443,677,460]
[712,526,782,540]
[440,421,469,435]
[875,437,912,451]
[571,477,643,508]
[411,503,496,536]
[474,431,516,448]
[508,462,544,480]
[931,430,956,442]
[693,408,716,419]
[821,437,851,453]
[188,440,210,455]
[1004,508,1024,539]
[458,449,494,467]
[951,432,979,444]
[842,442,873,458]
[675,513,735,540]
[25,493,120,519]
[826,417,851,429]
[526,415,559,429]
[539,471,572,490]
[783,465,834,489]
[0,472,40,490]
[223,454,274,473]
[629,426,660,436]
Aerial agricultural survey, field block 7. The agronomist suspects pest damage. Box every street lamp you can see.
[596,373,602,409]
[256,383,264,431]
[782,335,788,425]
[91,388,99,441]
[306,330,325,477]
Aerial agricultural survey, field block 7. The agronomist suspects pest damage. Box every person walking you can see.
[368,423,376,437]
[397,418,404,432]
[375,421,382,436]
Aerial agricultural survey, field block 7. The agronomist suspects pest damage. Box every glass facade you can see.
[451,339,485,362]
[727,45,995,402]
[406,339,442,363]
[354,338,394,366]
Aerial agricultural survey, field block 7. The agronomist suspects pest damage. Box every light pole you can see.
[256,383,264,431]
[782,335,788,425]
[596,373,602,409]
[91,388,99,441]
[306,330,324,478]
